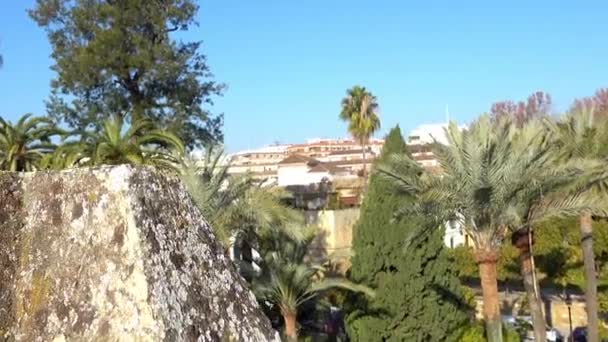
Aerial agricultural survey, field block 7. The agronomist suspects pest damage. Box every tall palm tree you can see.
[79,116,184,169]
[253,228,373,341]
[500,119,608,342]
[548,109,608,342]
[340,86,381,176]
[378,116,605,342]
[0,114,61,171]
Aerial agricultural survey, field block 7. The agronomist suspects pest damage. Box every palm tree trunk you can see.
[512,229,546,342]
[580,210,599,342]
[132,100,144,122]
[362,143,367,177]
[282,309,298,341]
[476,248,503,342]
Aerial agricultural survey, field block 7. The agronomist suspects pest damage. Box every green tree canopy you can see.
[178,148,304,248]
[545,108,608,341]
[87,116,184,168]
[253,228,373,341]
[378,117,607,342]
[347,126,469,341]
[41,116,184,171]
[349,125,410,285]
[534,217,608,290]
[29,0,223,149]
[0,114,61,171]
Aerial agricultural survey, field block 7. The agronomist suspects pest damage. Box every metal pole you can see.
[568,305,573,342]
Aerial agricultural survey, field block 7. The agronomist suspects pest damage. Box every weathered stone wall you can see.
[0,173,23,338]
[304,208,359,254]
[0,166,278,341]
[304,208,359,273]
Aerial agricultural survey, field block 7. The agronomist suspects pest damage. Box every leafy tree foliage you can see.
[253,228,373,341]
[449,244,520,283]
[347,126,469,341]
[450,216,608,308]
[29,0,224,149]
[534,217,608,290]
[601,292,608,321]
[87,116,184,167]
[459,322,520,342]
[348,126,410,285]
[349,225,471,342]
[490,91,552,127]
[378,116,606,342]
[42,116,184,170]
[179,148,303,246]
[547,109,608,341]
[570,88,608,118]
[0,114,61,171]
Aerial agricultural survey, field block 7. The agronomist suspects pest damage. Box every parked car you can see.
[572,326,586,342]
[545,327,563,342]
[502,315,563,342]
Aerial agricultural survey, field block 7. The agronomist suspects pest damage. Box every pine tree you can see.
[346,125,469,341]
[29,0,223,149]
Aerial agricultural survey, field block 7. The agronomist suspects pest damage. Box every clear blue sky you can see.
[1,1,607,152]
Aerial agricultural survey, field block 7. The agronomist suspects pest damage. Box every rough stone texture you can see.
[0,166,278,341]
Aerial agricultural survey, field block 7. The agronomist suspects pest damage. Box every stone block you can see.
[0,166,278,341]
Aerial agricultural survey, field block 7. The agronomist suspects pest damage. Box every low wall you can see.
[304,208,360,270]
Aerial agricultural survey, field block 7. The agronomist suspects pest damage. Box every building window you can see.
[450,237,454,249]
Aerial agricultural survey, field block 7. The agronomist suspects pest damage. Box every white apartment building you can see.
[406,122,466,171]
[287,138,383,159]
[321,148,375,163]
[227,138,384,181]
[227,144,292,180]
[276,154,354,187]
[444,220,472,248]
[407,123,473,248]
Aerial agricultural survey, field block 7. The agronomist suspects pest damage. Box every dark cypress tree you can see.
[346,125,469,341]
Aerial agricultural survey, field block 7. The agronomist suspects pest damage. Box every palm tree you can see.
[340,86,381,176]
[39,142,88,170]
[548,109,608,342]
[499,119,608,342]
[0,114,61,171]
[253,228,373,341]
[378,116,606,342]
[81,116,184,169]
[179,147,303,246]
